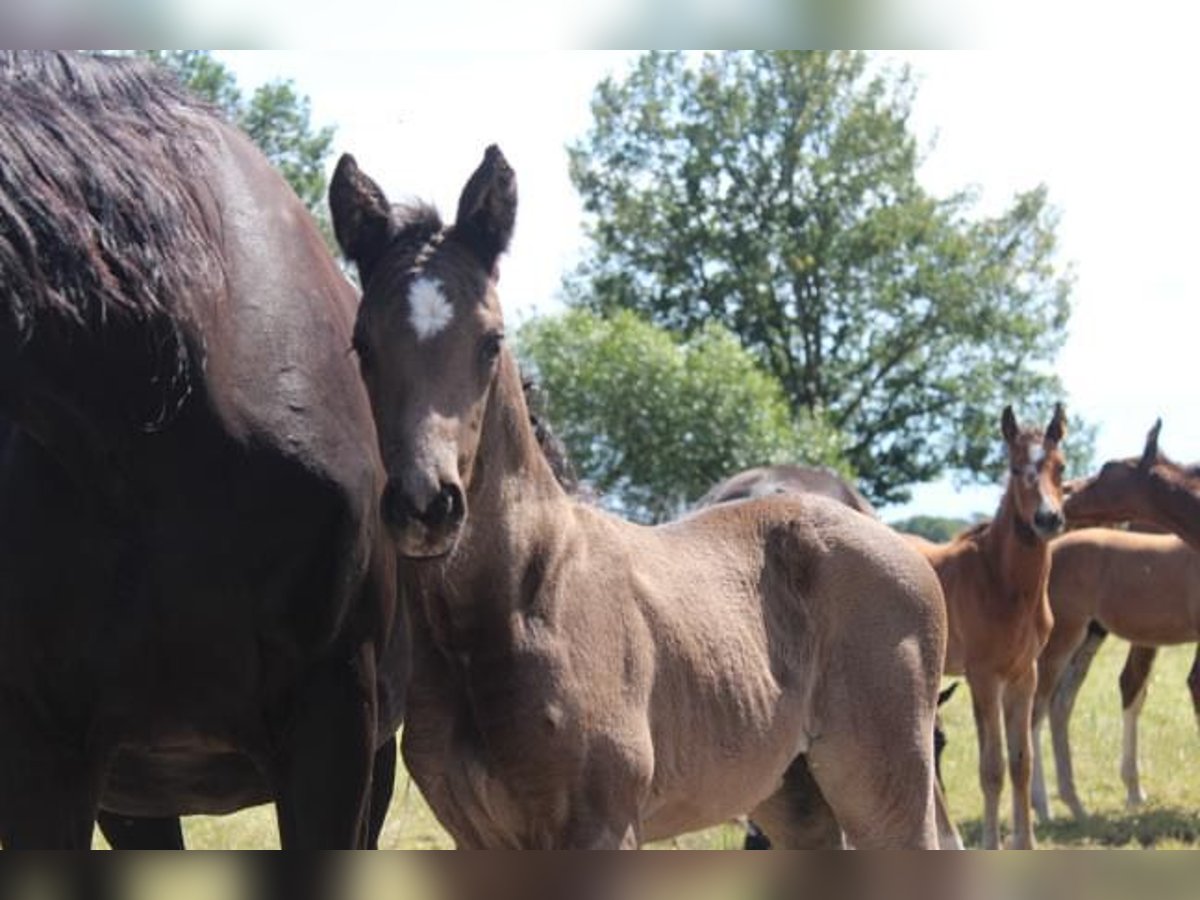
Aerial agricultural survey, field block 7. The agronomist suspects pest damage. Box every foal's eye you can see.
[481,332,504,363]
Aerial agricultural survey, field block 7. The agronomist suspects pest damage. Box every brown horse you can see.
[906,405,1067,848]
[1064,419,1200,551]
[0,52,399,848]
[331,145,948,848]
[699,464,962,849]
[698,464,877,517]
[1030,528,1200,821]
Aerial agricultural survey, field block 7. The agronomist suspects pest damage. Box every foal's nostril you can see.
[1034,509,1064,533]
[418,483,465,529]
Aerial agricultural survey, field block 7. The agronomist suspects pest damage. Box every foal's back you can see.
[596,493,946,844]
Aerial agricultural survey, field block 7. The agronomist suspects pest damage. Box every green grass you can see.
[940,640,1200,848]
[94,638,1199,849]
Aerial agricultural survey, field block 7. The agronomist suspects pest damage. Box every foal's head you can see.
[1001,403,1068,540]
[330,146,516,557]
[1064,419,1180,526]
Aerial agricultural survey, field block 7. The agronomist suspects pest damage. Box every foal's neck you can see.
[984,488,1050,600]
[416,352,571,640]
[1143,468,1200,550]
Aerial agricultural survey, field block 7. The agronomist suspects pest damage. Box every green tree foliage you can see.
[139,51,335,237]
[519,309,846,523]
[568,51,1091,505]
[890,513,984,543]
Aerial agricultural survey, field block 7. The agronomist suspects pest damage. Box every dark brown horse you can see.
[0,51,400,848]
[331,145,947,848]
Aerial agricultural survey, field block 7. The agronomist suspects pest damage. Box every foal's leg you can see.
[273,645,377,848]
[1187,645,1200,739]
[1119,645,1157,809]
[747,756,843,849]
[1031,619,1094,822]
[1003,666,1038,849]
[966,672,1005,849]
[1048,626,1105,820]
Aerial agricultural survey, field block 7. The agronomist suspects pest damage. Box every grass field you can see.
[99,638,1199,849]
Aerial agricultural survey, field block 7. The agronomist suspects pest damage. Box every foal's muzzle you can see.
[1032,506,1065,538]
[381,479,466,558]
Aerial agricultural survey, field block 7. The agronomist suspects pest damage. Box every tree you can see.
[568,51,1091,505]
[138,51,335,238]
[519,309,846,523]
[890,513,985,542]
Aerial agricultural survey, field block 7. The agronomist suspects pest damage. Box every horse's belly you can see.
[101,746,271,817]
[1096,595,1200,645]
[640,708,809,842]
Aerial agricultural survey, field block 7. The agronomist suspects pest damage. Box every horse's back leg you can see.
[1118,644,1157,809]
[1187,644,1200,738]
[1047,623,1106,820]
[747,756,843,849]
[95,812,185,849]
[1032,619,1095,822]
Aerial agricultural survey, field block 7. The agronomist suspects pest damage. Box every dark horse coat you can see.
[0,52,401,847]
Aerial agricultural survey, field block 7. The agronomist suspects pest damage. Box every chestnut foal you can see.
[907,405,1067,848]
[1030,528,1200,820]
[1064,419,1200,551]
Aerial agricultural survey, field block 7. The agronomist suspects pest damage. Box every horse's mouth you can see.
[388,520,461,560]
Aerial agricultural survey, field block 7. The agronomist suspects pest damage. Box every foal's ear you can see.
[1140,418,1163,470]
[454,144,516,276]
[1001,405,1019,444]
[1045,402,1067,446]
[329,154,395,286]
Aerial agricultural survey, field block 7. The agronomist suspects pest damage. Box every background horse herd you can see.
[1,51,1197,849]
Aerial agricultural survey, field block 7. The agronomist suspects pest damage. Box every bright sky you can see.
[215,51,1199,520]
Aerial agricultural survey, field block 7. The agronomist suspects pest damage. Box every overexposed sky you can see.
[215,51,1199,519]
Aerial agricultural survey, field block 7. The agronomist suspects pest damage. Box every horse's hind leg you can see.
[1119,644,1157,809]
[747,756,843,849]
[1186,644,1200,738]
[1049,624,1106,820]
[95,812,186,849]
[1032,620,1096,822]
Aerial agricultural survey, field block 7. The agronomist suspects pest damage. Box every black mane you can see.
[0,51,225,428]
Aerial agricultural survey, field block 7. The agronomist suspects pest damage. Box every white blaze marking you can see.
[409,277,452,340]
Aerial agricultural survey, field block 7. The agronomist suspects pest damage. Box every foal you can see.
[1064,420,1200,552]
[1030,528,1200,820]
[907,405,1067,849]
[331,146,948,848]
